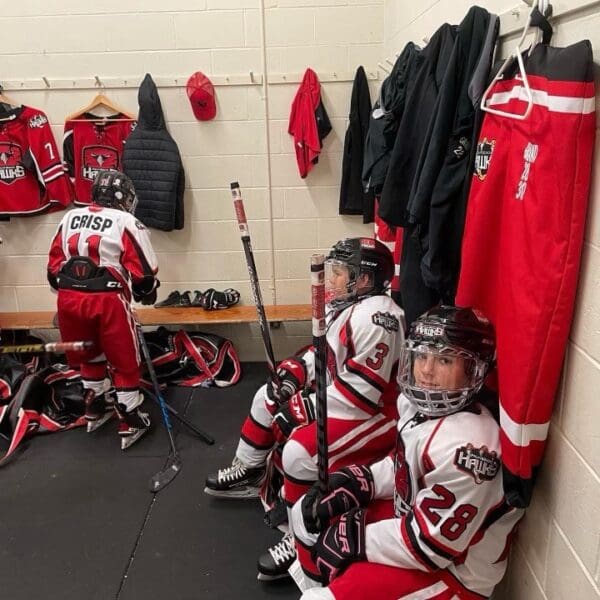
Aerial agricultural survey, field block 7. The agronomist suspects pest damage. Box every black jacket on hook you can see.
[123,73,185,231]
[339,66,374,221]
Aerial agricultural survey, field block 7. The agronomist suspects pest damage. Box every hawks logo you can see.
[372,311,399,333]
[454,444,500,484]
[28,113,48,128]
[82,145,119,181]
[0,142,25,184]
[474,138,495,181]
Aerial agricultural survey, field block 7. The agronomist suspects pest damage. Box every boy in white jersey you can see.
[204,238,404,581]
[47,170,159,450]
[292,306,524,599]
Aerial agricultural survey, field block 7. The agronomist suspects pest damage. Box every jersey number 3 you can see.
[366,342,389,370]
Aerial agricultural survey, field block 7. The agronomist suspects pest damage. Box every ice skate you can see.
[257,532,296,581]
[84,388,115,433]
[115,402,151,450]
[204,457,265,499]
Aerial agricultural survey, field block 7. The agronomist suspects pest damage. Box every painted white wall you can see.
[383,1,600,599]
[0,0,383,360]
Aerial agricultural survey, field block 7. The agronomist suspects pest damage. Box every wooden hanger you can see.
[65,92,135,122]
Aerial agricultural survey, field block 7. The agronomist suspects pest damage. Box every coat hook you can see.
[422,36,430,44]
[249,71,255,83]
[377,62,391,74]
[385,58,395,67]
[333,72,338,78]
[42,76,51,88]
[94,75,103,88]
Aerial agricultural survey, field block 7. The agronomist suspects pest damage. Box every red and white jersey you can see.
[366,393,524,597]
[303,295,404,420]
[63,114,136,205]
[0,106,73,217]
[47,205,158,297]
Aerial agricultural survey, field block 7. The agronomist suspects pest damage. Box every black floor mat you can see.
[0,363,298,600]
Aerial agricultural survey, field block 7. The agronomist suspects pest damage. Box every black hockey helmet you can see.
[326,237,393,302]
[399,305,495,416]
[91,170,137,213]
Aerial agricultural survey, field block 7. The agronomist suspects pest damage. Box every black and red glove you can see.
[272,390,315,444]
[313,507,367,583]
[133,276,160,305]
[301,464,375,534]
[266,356,307,409]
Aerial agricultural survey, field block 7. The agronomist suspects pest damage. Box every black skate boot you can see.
[204,457,266,499]
[115,402,151,450]
[84,388,115,433]
[257,532,296,581]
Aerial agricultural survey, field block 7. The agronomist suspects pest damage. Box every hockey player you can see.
[204,237,403,580]
[47,170,159,450]
[291,306,525,598]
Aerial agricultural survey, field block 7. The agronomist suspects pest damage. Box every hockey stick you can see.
[0,341,93,354]
[230,182,280,389]
[311,254,328,493]
[136,325,182,493]
[154,398,214,445]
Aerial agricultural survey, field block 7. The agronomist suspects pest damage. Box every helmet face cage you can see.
[91,170,137,213]
[325,238,393,309]
[399,305,495,417]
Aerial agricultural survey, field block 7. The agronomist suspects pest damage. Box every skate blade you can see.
[120,428,148,450]
[86,412,114,433]
[257,571,292,582]
[203,485,261,499]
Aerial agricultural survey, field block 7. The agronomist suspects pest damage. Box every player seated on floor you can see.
[204,237,404,581]
[290,305,525,598]
[47,170,160,450]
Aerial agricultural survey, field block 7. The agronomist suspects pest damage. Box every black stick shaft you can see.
[311,254,328,493]
[230,182,280,389]
[0,341,93,354]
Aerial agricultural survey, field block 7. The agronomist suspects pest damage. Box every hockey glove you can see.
[133,277,160,305]
[313,507,366,584]
[272,390,315,444]
[266,356,308,407]
[200,288,240,310]
[301,464,375,534]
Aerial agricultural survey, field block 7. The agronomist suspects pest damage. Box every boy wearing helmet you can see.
[291,306,524,599]
[47,170,159,449]
[204,237,404,581]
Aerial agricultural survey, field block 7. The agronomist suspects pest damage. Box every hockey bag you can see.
[0,364,86,465]
[142,327,241,388]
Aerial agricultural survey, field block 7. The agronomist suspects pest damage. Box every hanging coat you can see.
[123,73,185,231]
[288,68,330,178]
[339,66,374,221]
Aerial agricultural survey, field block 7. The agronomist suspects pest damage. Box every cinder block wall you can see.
[0,0,382,360]
[384,1,600,598]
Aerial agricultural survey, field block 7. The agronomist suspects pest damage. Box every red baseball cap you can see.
[186,72,217,121]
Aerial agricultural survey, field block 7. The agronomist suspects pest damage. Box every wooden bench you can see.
[0,304,312,331]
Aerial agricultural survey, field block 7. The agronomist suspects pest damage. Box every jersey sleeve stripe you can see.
[122,229,157,277]
[401,513,438,571]
[333,377,379,415]
[347,357,387,390]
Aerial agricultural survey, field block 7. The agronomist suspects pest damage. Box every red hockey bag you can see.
[142,327,241,388]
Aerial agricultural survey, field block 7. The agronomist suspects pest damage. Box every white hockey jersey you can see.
[366,393,524,597]
[302,295,404,421]
[47,205,158,297]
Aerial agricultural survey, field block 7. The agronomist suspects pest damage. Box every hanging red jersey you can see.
[456,40,595,507]
[63,114,136,205]
[0,105,73,217]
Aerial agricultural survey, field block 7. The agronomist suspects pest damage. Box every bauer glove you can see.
[301,464,375,534]
[314,507,366,583]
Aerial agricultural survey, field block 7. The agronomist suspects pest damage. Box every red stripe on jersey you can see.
[422,418,445,473]
[333,378,378,416]
[347,357,388,389]
[400,515,435,571]
[67,231,80,257]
